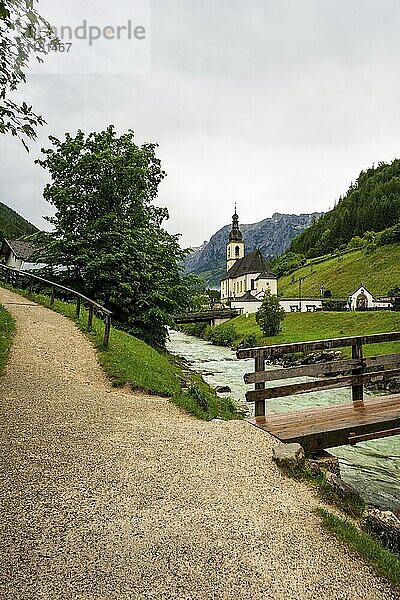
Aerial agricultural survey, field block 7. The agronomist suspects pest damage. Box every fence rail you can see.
[0,264,112,347]
[237,332,400,417]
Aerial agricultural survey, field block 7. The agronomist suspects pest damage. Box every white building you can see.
[0,239,46,271]
[349,286,392,311]
[220,209,277,304]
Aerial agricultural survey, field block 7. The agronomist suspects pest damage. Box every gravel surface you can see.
[0,287,398,600]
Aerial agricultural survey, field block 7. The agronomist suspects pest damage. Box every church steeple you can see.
[229,204,243,242]
[226,205,245,271]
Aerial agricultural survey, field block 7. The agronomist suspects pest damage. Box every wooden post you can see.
[254,353,266,417]
[76,297,81,319]
[88,305,94,330]
[103,314,111,348]
[29,278,33,293]
[50,285,55,306]
[4,270,9,285]
[15,272,19,288]
[351,341,364,405]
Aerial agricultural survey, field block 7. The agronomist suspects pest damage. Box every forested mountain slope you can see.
[289,160,400,258]
[0,201,37,241]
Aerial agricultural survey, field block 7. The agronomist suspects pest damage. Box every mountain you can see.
[185,212,321,286]
[289,159,400,258]
[0,201,38,241]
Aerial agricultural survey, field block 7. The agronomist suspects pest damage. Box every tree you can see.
[255,289,285,336]
[32,126,196,347]
[0,0,57,148]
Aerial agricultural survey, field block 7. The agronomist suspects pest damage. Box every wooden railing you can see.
[0,264,112,347]
[237,333,400,418]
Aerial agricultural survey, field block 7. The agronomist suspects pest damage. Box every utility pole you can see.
[299,277,305,312]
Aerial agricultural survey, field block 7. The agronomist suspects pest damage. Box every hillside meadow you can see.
[205,311,400,357]
[278,244,400,298]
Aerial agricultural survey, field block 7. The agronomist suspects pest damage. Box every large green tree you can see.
[0,0,56,148]
[34,126,195,347]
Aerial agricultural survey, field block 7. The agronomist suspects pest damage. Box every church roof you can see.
[221,250,277,281]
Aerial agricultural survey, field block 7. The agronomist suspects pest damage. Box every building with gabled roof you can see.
[220,209,277,305]
[0,238,46,271]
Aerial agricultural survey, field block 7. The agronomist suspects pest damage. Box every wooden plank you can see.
[245,353,400,384]
[244,353,400,383]
[247,395,400,453]
[245,369,400,401]
[237,331,400,359]
[349,428,400,444]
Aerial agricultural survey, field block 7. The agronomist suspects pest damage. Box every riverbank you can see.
[180,311,400,357]
[0,284,240,422]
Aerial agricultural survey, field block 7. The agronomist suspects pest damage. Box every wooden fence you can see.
[0,264,112,347]
[237,333,400,416]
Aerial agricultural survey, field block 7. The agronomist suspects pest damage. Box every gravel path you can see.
[0,287,398,600]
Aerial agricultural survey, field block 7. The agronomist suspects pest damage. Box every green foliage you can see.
[32,126,195,348]
[347,235,365,250]
[279,244,400,298]
[256,289,285,336]
[317,508,400,591]
[173,382,240,421]
[204,323,237,346]
[0,200,37,242]
[289,160,400,257]
[177,322,209,338]
[0,1,58,147]
[0,303,15,374]
[270,252,306,277]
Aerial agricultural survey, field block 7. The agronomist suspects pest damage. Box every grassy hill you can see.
[278,243,400,298]
[202,311,400,357]
[0,200,37,241]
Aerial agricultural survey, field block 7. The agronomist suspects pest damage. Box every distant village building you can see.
[220,208,277,309]
[349,286,392,311]
[0,239,45,271]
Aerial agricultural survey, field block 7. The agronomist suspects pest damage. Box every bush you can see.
[204,323,237,346]
[255,289,285,336]
[240,333,258,348]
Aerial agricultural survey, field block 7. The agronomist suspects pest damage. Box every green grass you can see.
[203,311,400,356]
[317,508,400,591]
[279,244,400,298]
[2,285,241,421]
[0,304,15,374]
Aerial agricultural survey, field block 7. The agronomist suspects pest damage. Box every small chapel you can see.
[220,208,277,305]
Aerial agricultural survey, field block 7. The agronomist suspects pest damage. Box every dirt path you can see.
[0,287,398,600]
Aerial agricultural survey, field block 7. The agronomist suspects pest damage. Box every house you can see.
[0,239,46,271]
[220,208,277,307]
[349,286,392,311]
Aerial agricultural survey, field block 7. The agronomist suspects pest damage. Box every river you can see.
[167,328,400,512]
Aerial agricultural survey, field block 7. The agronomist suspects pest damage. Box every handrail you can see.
[0,264,112,347]
[237,333,400,417]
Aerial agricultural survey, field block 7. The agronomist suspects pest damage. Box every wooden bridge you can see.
[237,333,400,454]
[173,308,241,326]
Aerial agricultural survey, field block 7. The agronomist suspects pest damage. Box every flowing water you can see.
[167,329,400,511]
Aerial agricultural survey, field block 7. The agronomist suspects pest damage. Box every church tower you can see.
[226,206,245,271]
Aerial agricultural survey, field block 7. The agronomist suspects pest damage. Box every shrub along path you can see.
[0,287,398,600]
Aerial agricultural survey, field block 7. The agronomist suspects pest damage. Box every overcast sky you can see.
[2,0,400,247]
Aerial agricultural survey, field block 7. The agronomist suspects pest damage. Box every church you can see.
[220,208,277,308]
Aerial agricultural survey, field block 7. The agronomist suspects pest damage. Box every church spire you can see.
[229,204,243,241]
